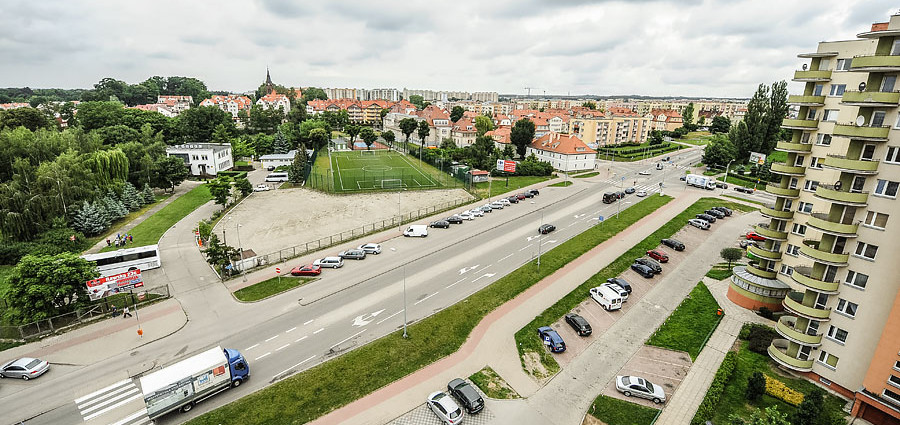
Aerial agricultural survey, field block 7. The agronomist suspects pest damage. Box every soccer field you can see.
[324,150,444,192]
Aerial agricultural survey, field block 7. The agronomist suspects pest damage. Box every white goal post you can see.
[381,179,404,189]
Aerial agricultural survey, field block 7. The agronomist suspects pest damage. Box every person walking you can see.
[123,306,132,318]
[106,238,111,246]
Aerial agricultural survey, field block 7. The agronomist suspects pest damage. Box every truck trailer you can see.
[139,346,249,419]
[684,174,716,190]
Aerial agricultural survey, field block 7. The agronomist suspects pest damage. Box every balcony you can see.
[754,223,788,241]
[783,291,832,320]
[768,339,815,372]
[777,316,823,346]
[849,54,900,72]
[791,266,841,293]
[760,206,794,221]
[775,141,813,153]
[766,184,800,198]
[792,70,832,82]
[799,243,849,267]
[748,245,783,261]
[782,119,820,130]
[832,123,891,142]
[822,155,880,175]
[745,263,778,279]
[814,184,869,206]
[840,90,900,107]
[806,212,859,237]
[770,162,806,176]
[788,94,826,107]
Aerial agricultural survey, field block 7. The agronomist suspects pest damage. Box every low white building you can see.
[259,149,315,170]
[526,133,597,172]
[165,143,233,176]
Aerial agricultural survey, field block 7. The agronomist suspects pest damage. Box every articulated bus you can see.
[81,244,162,278]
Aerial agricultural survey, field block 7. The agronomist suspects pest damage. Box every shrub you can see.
[747,324,777,354]
[746,371,766,402]
[691,351,738,425]
[758,306,775,320]
[764,375,804,406]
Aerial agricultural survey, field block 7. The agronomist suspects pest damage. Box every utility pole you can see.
[403,264,408,338]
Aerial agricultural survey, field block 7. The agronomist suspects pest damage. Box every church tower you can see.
[264,67,274,95]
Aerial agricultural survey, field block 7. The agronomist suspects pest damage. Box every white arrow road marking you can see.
[526,235,541,242]
[472,273,496,282]
[574,213,586,218]
[458,265,480,275]
[352,309,386,327]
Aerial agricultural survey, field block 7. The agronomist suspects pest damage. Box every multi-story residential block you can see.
[157,95,193,113]
[324,88,359,100]
[569,109,651,147]
[199,95,253,119]
[649,109,683,132]
[526,133,596,172]
[129,103,177,117]
[165,143,233,176]
[725,14,900,424]
[256,92,290,115]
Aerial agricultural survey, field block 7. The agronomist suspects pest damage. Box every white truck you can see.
[139,346,249,419]
[685,174,716,190]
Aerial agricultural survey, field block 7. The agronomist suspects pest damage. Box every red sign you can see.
[496,159,516,173]
[86,270,144,300]
[275,267,281,274]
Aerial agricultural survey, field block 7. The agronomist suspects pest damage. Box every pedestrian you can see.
[123,306,132,318]
[114,239,120,248]
[110,305,118,318]
[128,234,133,243]
[106,238,111,246]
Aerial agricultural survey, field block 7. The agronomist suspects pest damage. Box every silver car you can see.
[427,391,463,424]
[357,243,382,254]
[688,218,710,230]
[615,375,666,403]
[0,357,50,380]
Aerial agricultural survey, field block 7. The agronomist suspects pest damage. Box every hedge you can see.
[691,350,738,425]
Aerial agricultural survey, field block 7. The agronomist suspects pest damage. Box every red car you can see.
[746,232,766,241]
[646,249,669,263]
[291,264,322,276]
[516,193,526,200]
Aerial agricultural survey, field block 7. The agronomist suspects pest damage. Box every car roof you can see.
[10,358,37,367]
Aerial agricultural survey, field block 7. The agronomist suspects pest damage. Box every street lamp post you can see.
[56,180,66,215]
[402,264,408,338]
[397,188,402,232]
[236,223,246,282]
[723,159,735,194]
[537,211,543,271]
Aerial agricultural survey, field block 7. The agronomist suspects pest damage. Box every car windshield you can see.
[25,359,41,368]
[449,408,461,419]
[645,381,655,392]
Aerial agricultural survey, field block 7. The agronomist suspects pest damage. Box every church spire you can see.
[265,67,274,95]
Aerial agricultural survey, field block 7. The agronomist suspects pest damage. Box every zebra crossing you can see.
[74,378,151,424]
[597,178,662,193]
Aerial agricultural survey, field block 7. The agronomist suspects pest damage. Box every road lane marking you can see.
[276,344,291,351]
[255,352,271,360]
[475,264,491,272]
[303,319,314,325]
[519,244,533,251]
[79,387,141,413]
[295,335,308,343]
[285,327,297,333]
[330,329,366,350]
[109,409,149,425]
[414,292,438,305]
[498,254,513,262]
[265,335,279,342]
[245,343,260,351]
[274,355,317,380]
[74,379,132,404]
[82,393,143,421]
[376,309,404,325]
[313,328,325,334]
[77,384,137,410]
[446,278,466,289]
[471,273,496,282]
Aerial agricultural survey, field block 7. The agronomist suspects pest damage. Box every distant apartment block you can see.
[526,133,596,172]
[199,95,253,119]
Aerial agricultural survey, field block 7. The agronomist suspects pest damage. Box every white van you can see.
[601,282,629,302]
[590,285,623,311]
[313,256,344,268]
[403,225,428,237]
[265,172,289,182]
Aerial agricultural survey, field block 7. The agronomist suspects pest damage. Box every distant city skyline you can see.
[0,0,895,98]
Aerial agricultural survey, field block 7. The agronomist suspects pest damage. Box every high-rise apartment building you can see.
[726,14,900,424]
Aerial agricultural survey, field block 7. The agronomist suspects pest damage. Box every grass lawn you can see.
[469,366,520,399]
[589,395,660,425]
[472,175,554,199]
[185,192,673,425]
[548,180,573,187]
[710,341,846,424]
[516,198,757,375]
[706,262,741,280]
[718,175,766,190]
[87,194,171,249]
[680,131,715,146]
[722,194,766,206]
[233,276,315,302]
[646,282,722,360]
[309,150,454,193]
[702,169,723,176]
[574,172,600,178]
[100,185,212,252]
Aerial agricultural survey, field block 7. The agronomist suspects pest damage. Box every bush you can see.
[692,351,738,425]
[765,375,804,406]
[747,324,777,354]
[758,306,774,320]
[746,371,766,402]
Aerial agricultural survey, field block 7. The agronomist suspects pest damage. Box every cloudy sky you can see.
[0,0,896,98]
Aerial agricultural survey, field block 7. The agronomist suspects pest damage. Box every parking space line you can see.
[620,368,683,382]
[637,356,690,367]
[414,292,438,305]
[376,309,404,325]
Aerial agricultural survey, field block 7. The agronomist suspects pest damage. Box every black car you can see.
[564,313,592,336]
[606,277,633,294]
[507,196,519,204]
[634,257,662,274]
[447,378,484,414]
[713,206,733,216]
[527,188,540,196]
[539,224,556,234]
[734,186,753,194]
[661,238,685,251]
[522,191,535,198]
[631,263,655,278]
[696,213,716,223]
[446,215,463,224]
[616,191,626,199]
[625,187,636,194]
[715,181,728,189]
[429,220,450,228]
[679,175,686,181]
[705,209,725,219]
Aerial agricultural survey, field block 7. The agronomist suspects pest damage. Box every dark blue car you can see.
[537,326,566,353]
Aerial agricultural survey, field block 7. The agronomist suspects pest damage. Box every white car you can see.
[458,211,474,220]
[636,190,647,197]
[688,218,710,230]
[468,209,484,218]
[357,243,382,255]
[490,201,504,209]
[480,205,493,213]
[638,170,651,176]
[253,184,270,192]
[427,391,464,424]
[616,375,666,404]
[497,198,511,205]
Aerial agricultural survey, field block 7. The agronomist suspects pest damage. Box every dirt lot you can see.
[214,187,474,256]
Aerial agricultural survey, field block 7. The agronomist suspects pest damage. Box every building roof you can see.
[166,143,231,153]
[258,149,314,161]
[485,127,511,144]
[530,132,596,155]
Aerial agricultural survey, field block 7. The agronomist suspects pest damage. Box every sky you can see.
[0,0,897,98]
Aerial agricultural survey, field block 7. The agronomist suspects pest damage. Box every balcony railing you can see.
[849,54,900,72]
[776,316,823,346]
[745,263,778,279]
[754,223,788,241]
[791,267,840,293]
[832,123,891,141]
[783,291,832,320]
[822,155,880,174]
[840,90,900,107]
[768,339,815,371]
[782,119,820,130]
[806,212,859,237]
[770,162,806,176]
[814,184,869,206]
[792,70,833,81]
[788,94,826,106]
[760,205,794,221]
[798,243,850,267]
[748,245,783,261]
[775,141,813,153]
[766,184,801,198]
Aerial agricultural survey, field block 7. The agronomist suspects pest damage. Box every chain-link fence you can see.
[0,285,171,341]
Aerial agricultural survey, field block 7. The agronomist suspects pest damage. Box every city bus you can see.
[81,244,162,278]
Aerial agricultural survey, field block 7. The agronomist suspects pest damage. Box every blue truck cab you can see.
[224,348,250,386]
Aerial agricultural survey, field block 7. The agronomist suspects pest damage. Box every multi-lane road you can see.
[2,150,723,425]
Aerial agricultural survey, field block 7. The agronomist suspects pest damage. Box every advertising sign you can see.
[496,159,517,173]
[749,151,767,165]
[86,269,144,300]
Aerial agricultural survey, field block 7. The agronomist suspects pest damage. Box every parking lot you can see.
[387,379,496,425]
[601,345,692,407]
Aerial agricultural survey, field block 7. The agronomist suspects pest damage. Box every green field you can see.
[646,282,722,360]
[233,276,315,302]
[310,150,449,193]
[589,395,660,425]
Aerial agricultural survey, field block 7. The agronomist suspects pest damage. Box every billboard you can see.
[496,159,517,173]
[749,152,767,165]
[86,269,144,300]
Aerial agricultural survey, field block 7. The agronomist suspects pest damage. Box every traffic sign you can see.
[598,215,605,222]
[275,267,281,274]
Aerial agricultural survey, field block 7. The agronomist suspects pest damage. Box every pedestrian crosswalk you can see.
[74,378,151,424]
[596,178,662,193]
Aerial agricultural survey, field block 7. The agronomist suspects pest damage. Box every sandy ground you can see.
[214,187,475,256]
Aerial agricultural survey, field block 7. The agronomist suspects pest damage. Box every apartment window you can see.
[882,76,897,93]
[835,58,852,71]
[890,375,900,389]
[786,244,801,256]
[886,146,900,164]
[820,59,831,70]
[829,84,846,96]
[835,298,858,317]
[798,202,813,213]
[810,157,824,169]
[885,389,900,407]
[780,264,794,276]
[807,109,818,120]
[789,177,799,189]
[792,223,807,235]
[854,242,878,260]
[874,179,900,198]
[895,361,900,372]
[816,134,832,146]
[800,133,811,143]
[817,350,839,369]
[863,211,889,229]
[804,180,819,191]
[794,155,805,166]
[861,144,877,161]
[826,325,849,344]
[845,270,869,289]
[892,39,900,56]
[822,109,839,121]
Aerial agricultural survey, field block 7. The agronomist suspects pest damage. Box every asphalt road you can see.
[4,148,705,425]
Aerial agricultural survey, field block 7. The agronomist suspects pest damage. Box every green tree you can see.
[711,115,731,133]
[409,95,425,109]
[702,134,737,169]
[791,388,840,425]
[417,120,430,144]
[153,155,189,192]
[307,128,329,151]
[682,102,695,129]
[582,101,597,110]
[440,138,457,150]
[346,124,361,143]
[248,104,284,134]
[467,135,498,170]
[234,177,253,197]
[502,145,515,159]
[649,130,664,145]
[71,101,126,131]
[301,87,327,102]
[141,183,155,204]
[399,118,418,143]
[287,148,307,184]
[360,127,377,150]
[474,115,494,137]
[202,233,238,275]
[177,106,233,144]
[71,201,110,236]
[0,107,53,131]
[121,182,142,211]
[273,131,291,154]
[381,130,396,150]
[207,176,233,207]
[720,247,744,268]
[230,136,256,160]
[450,106,465,122]
[764,81,789,152]
[746,371,766,402]
[510,118,536,158]
[3,253,98,323]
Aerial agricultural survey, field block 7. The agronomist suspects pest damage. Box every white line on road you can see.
[74,379,133,404]
[265,335,279,342]
[79,387,141,413]
[108,409,150,425]
[276,344,291,351]
[285,327,297,333]
[376,309,404,325]
[255,352,272,361]
[303,319,314,325]
[475,264,491,272]
[519,244,533,252]
[245,343,260,351]
[82,393,143,421]
[295,335,308,343]
[414,292,438,305]
[274,355,317,380]
[446,278,466,289]
[498,254,513,262]
[541,240,555,246]
[313,328,325,334]
[330,329,366,350]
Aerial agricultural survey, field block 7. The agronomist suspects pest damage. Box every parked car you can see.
[313,257,344,268]
[537,326,566,353]
[357,243,382,254]
[0,357,50,380]
[591,285,623,311]
[468,209,484,218]
[615,191,626,199]
[497,198,511,206]
[506,196,519,204]
[338,249,367,260]
[679,175,687,181]
[638,170,651,176]
[458,211,474,220]
[625,187,636,194]
[253,184,270,192]
[446,215,463,224]
[705,209,725,219]
[427,391,464,425]
[490,201,505,209]
[739,239,759,248]
[634,257,662,274]
[290,264,321,276]
[636,190,647,197]
[522,191,535,198]
[646,249,669,263]
[480,205,493,213]
[734,186,754,194]
[746,232,766,241]
[564,313,592,336]
[538,224,556,234]
[715,181,728,189]
[696,213,716,223]
[447,378,484,414]
[606,277,633,294]
[404,225,428,237]
[713,206,733,216]
[631,262,655,278]
[661,238,685,251]
[516,193,527,200]
[527,188,540,196]
[688,218,710,230]
[602,282,630,301]
[616,375,666,404]
[430,220,450,228]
